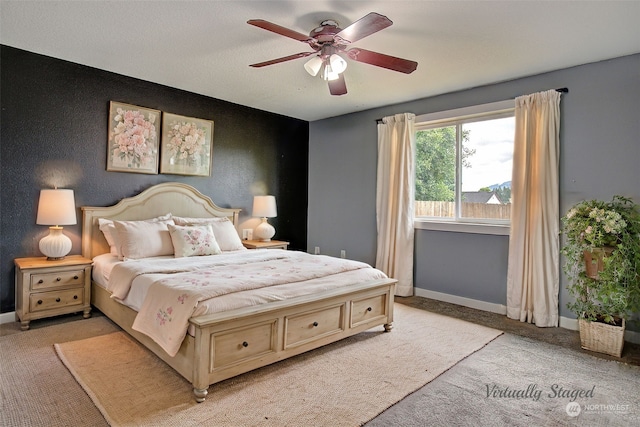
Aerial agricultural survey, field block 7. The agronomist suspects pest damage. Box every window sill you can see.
[414,220,510,236]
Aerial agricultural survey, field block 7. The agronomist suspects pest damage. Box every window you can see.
[414,100,515,228]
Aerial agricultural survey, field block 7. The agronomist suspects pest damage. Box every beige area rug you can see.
[54,304,502,426]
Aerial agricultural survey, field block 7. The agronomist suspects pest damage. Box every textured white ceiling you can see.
[2,1,639,121]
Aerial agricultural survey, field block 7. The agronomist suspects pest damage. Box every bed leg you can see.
[384,322,393,332]
[193,387,208,403]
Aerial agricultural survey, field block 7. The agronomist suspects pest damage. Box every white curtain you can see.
[376,113,415,297]
[506,90,562,327]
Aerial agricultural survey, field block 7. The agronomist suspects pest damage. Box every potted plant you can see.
[561,195,640,357]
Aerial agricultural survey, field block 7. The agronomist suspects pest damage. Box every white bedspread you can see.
[105,250,387,356]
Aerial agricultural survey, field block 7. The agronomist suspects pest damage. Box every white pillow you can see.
[173,216,228,226]
[173,216,245,251]
[98,218,119,256]
[113,219,175,260]
[168,224,222,257]
[99,214,172,259]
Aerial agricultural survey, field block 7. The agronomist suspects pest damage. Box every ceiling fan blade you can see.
[328,74,347,96]
[336,12,392,44]
[347,48,418,74]
[247,19,313,43]
[250,52,315,68]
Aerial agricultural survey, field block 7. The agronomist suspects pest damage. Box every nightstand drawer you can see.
[31,270,85,291]
[29,288,84,313]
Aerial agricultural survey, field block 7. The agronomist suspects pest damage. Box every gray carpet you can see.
[366,334,640,426]
[2,303,640,426]
[0,315,116,427]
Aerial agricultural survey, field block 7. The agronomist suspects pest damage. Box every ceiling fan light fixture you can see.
[321,63,340,81]
[329,54,347,74]
[304,56,323,76]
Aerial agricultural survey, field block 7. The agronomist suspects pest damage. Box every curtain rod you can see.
[375,87,569,123]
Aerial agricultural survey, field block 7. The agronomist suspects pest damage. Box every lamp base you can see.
[39,226,72,260]
[254,218,275,242]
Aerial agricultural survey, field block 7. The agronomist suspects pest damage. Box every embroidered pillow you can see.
[173,216,245,251]
[113,218,175,260]
[168,224,222,257]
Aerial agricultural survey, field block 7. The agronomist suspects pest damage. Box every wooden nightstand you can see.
[15,255,93,330]
[242,240,289,250]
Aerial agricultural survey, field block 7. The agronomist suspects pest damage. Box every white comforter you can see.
[105,250,387,356]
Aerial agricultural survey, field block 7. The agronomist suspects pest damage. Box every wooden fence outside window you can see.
[415,201,511,220]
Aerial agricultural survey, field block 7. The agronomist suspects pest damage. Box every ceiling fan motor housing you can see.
[310,20,344,46]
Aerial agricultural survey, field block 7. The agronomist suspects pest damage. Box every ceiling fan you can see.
[247,12,418,96]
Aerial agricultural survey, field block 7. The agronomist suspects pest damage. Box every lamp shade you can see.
[304,56,323,77]
[252,195,277,218]
[329,54,347,74]
[36,189,77,226]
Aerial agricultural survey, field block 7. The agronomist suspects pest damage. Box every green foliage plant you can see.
[561,196,640,325]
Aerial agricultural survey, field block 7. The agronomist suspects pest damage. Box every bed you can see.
[81,182,396,402]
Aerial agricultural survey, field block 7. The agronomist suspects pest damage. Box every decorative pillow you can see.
[113,218,175,260]
[99,214,172,259]
[173,216,245,251]
[168,224,222,257]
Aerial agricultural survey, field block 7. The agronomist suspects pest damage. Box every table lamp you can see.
[252,195,277,241]
[36,189,77,260]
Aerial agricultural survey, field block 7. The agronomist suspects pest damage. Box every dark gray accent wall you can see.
[0,45,309,313]
[309,54,640,322]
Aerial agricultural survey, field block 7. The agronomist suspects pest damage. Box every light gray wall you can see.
[308,54,640,322]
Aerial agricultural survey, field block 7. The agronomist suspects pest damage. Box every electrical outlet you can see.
[340,250,346,258]
[314,246,320,255]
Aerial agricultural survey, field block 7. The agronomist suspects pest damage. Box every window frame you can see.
[414,100,514,235]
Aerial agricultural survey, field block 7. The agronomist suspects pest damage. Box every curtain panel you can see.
[506,90,562,327]
[376,113,416,296]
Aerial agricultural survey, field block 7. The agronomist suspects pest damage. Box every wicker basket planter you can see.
[579,318,625,357]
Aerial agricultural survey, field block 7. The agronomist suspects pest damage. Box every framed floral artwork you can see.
[106,101,160,174]
[160,112,214,176]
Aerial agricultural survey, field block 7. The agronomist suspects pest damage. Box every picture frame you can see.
[160,112,214,176]
[106,101,160,174]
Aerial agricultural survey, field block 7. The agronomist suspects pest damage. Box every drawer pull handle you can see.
[37,300,43,305]
[313,321,319,327]
[56,298,61,302]
[56,277,61,281]
[73,276,79,280]
[242,341,249,348]
[73,295,78,300]
[367,307,372,312]
[38,279,44,284]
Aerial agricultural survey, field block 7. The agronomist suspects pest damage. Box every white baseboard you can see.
[413,288,640,345]
[414,288,507,315]
[0,311,16,325]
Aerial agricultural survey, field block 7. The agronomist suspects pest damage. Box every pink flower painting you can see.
[160,112,213,176]
[107,102,160,174]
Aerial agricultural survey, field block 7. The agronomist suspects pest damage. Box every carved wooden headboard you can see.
[81,182,241,259]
